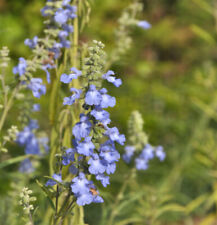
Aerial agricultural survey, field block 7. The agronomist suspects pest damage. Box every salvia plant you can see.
[0,0,166,225]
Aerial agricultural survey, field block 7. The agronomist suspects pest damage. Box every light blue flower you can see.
[135,157,149,170]
[54,8,68,25]
[28,78,46,98]
[141,144,154,160]
[105,162,116,174]
[42,64,55,84]
[85,85,102,106]
[72,114,92,140]
[46,174,62,186]
[105,127,125,145]
[63,88,82,105]
[100,149,120,164]
[24,36,38,49]
[96,174,110,187]
[13,57,27,76]
[123,145,135,163]
[88,154,106,175]
[137,20,151,30]
[76,136,95,156]
[60,67,82,83]
[102,70,122,87]
[19,158,35,173]
[90,107,110,122]
[71,172,90,194]
[32,104,40,112]
[155,146,166,161]
[100,88,116,108]
[62,148,75,165]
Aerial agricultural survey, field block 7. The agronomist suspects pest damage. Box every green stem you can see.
[107,168,136,225]
[29,211,34,225]
[0,84,20,132]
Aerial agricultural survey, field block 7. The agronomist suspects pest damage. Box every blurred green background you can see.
[1,0,217,224]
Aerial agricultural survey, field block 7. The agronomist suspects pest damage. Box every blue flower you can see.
[155,146,166,161]
[59,30,69,39]
[90,108,110,122]
[19,158,35,173]
[64,5,77,19]
[88,154,106,175]
[25,136,40,155]
[100,146,120,164]
[105,162,116,174]
[42,64,55,83]
[69,164,78,174]
[59,38,71,48]
[72,114,92,140]
[28,119,39,130]
[123,145,135,163]
[137,20,151,30]
[24,36,38,49]
[54,9,68,25]
[62,0,71,6]
[41,5,53,17]
[135,157,148,170]
[62,24,74,33]
[85,85,102,106]
[63,88,82,105]
[76,136,95,156]
[71,172,90,194]
[76,192,94,206]
[105,127,125,145]
[32,104,40,112]
[16,127,33,146]
[102,70,122,87]
[141,144,154,160]
[60,67,82,83]
[99,88,116,108]
[96,174,110,187]
[13,57,27,76]
[46,174,62,186]
[92,195,104,203]
[50,42,63,59]
[62,148,75,165]
[28,78,46,98]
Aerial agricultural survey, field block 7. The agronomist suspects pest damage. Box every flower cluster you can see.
[19,187,36,215]
[123,144,165,170]
[123,111,165,170]
[46,41,125,206]
[13,0,77,98]
[41,0,76,55]
[16,119,49,173]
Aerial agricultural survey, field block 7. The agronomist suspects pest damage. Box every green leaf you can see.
[154,204,185,219]
[185,194,208,214]
[36,179,56,211]
[191,25,215,45]
[0,154,31,169]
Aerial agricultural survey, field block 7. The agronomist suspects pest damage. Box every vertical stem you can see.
[0,84,20,132]
[107,168,136,225]
[29,211,34,225]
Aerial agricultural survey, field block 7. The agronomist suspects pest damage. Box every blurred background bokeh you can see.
[1,0,217,224]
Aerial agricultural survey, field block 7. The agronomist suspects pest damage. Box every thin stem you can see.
[29,211,34,225]
[56,185,59,214]
[0,68,8,105]
[0,84,20,132]
[107,168,136,225]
